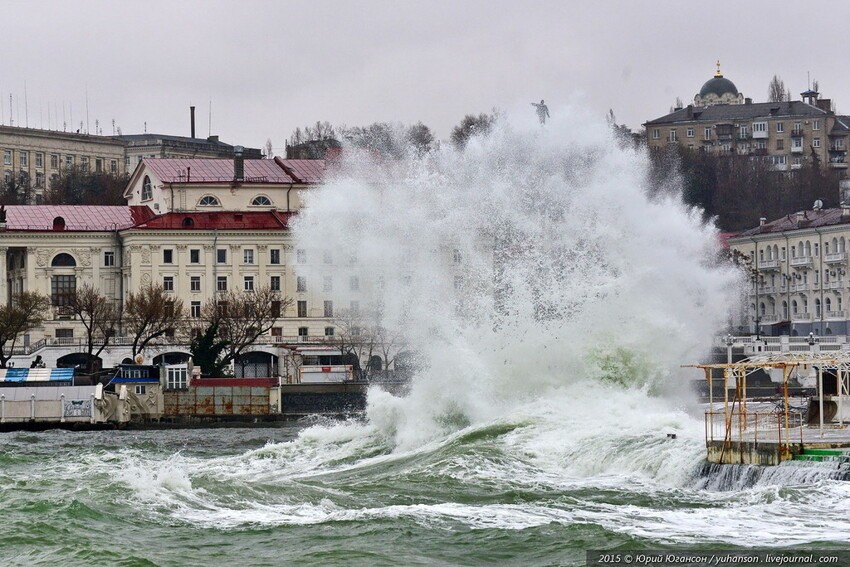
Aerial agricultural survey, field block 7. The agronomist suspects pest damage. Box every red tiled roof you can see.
[274,158,326,183]
[126,210,294,230]
[1,205,155,231]
[735,208,850,237]
[144,158,296,183]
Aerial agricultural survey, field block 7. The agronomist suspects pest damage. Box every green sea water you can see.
[2,393,850,567]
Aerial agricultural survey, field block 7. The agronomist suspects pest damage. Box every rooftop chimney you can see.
[234,146,244,182]
[842,204,850,218]
[745,97,752,105]
[759,217,766,226]
[816,98,832,112]
[190,106,196,138]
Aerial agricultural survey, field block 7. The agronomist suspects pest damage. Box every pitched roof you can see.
[0,205,155,231]
[645,101,828,126]
[126,210,294,230]
[274,158,326,183]
[142,158,297,183]
[735,207,850,237]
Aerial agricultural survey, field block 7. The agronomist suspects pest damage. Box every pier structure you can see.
[688,350,850,465]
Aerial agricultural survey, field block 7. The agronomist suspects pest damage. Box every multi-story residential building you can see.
[1,126,127,199]
[644,67,849,174]
[728,202,850,337]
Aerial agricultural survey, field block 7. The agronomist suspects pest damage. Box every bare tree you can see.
[0,291,50,368]
[68,283,117,370]
[200,286,291,371]
[264,138,274,158]
[331,307,407,381]
[123,284,185,357]
[768,75,788,103]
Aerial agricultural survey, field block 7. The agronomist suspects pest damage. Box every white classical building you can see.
[0,157,342,375]
[728,202,850,337]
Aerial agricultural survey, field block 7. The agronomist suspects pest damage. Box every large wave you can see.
[292,105,740,451]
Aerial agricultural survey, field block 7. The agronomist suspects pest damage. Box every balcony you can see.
[790,129,804,137]
[824,252,847,264]
[760,314,779,323]
[791,145,804,154]
[793,311,812,321]
[827,310,847,319]
[790,283,809,292]
[827,281,843,289]
[758,285,777,294]
[752,130,769,140]
[790,256,813,268]
[758,259,781,270]
[829,158,848,169]
[829,145,846,153]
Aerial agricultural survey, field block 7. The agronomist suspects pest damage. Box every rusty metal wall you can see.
[164,386,271,416]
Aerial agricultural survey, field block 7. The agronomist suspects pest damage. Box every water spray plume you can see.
[293,106,741,450]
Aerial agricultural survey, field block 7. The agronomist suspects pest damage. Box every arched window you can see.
[805,241,811,257]
[760,302,766,316]
[142,175,153,201]
[182,217,194,227]
[826,297,832,313]
[51,253,76,267]
[782,301,788,319]
[250,195,272,206]
[839,297,844,312]
[773,245,778,260]
[198,195,220,207]
[52,216,66,231]
[792,300,798,315]
[815,298,822,317]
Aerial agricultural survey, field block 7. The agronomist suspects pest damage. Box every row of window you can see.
[3,150,118,173]
[653,120,824,141]
[51,273,354,319]
[757,296,843,318]
[156,273,361,294]
[757,237,848,262]
[158,247,282,265]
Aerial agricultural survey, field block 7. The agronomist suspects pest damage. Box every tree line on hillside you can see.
[647,144,840,232]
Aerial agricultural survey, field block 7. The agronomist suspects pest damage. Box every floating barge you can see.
[688,349,850,465]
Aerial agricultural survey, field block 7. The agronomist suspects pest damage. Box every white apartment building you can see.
[728,202,850,337]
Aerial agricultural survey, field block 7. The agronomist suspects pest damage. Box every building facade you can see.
[1,124,261,203]
[1,126,126,199]
[117,134,262,170]
[0,156,357,375]
[728,203,850,337]
[644,68,849,174]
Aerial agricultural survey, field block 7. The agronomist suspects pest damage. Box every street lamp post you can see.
[808,332,824,436]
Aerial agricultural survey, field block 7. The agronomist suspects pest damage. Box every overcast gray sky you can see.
[2,0,846,152]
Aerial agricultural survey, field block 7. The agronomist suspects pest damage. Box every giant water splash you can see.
[292,106,739,450]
